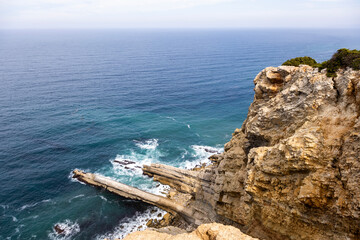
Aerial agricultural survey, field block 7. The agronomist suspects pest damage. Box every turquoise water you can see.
[1,29,360,239]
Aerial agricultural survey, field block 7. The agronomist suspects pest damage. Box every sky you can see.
[0,0,359,29]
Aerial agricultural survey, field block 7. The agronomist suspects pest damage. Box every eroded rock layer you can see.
[146,66,360,240]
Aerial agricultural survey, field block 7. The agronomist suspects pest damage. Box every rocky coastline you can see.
[73,65,360,240]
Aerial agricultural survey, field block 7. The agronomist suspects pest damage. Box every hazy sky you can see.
[0,0,359,29]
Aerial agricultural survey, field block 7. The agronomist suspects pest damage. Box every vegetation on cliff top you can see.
[282,56,319,68]
[282,48,360,77]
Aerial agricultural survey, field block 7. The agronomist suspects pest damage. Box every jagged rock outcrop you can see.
[145,66,360,239]
[123,223,257,240]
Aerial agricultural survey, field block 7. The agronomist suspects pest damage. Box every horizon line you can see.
[1,27,360,30]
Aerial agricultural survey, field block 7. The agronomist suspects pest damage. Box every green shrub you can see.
[318,48,360,77]
[352,58,360,70]
[282,56,319,68]
[282,49,360,77]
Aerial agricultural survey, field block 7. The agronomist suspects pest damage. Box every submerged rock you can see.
[113,159,136,165]
[54,224,65,234]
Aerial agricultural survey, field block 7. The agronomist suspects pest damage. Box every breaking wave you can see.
[104,138,166,193]
[134,138,158,150]
[70,138,222,239]
[95,206,165,240]
[181,145,223,169]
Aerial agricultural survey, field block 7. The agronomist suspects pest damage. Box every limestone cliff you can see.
[145,66,360,239]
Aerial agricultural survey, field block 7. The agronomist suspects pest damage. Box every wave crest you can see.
[95,207,165,240]
[181,145,223,169]
[134,139,159,150]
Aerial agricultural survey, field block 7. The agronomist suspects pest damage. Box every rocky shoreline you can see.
[73,65,360,240]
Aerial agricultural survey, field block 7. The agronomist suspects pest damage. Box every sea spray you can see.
[93,141,222,239]
[95,207,166,240]
[181,145,223,169]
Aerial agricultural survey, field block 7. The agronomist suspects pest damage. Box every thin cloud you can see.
[0,0,236,12]
[0,0,358,29]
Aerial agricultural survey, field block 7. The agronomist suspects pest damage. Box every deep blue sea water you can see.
[1,29,360,239]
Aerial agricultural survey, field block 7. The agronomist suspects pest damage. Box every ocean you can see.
[1,29,359,239]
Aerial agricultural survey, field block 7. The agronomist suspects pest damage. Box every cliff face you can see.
[199,66,360,239]
[144,66,360,239]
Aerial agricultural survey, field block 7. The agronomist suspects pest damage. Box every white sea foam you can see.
[19,199,52,211]
[140,181,169,196]
[109,139,161,177]
[108,139,168,196]
[2,214,19,222]
[134,139,159,150]
[11,225,24,237]
[95,206,166,240]
[68,168,89,185]
[99,195,108,202]
[1,204,9,209]
[164,116,192,130]
[181,145,223,169]
[48,219,80,240]
[165,116,176,121]
[68,194,85,203]
[181,149,189,159]
[19,203,36,211]
[91,138,171,240]
[165,116,193,131]
[110,155,144,177]
[71,140,222,240]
